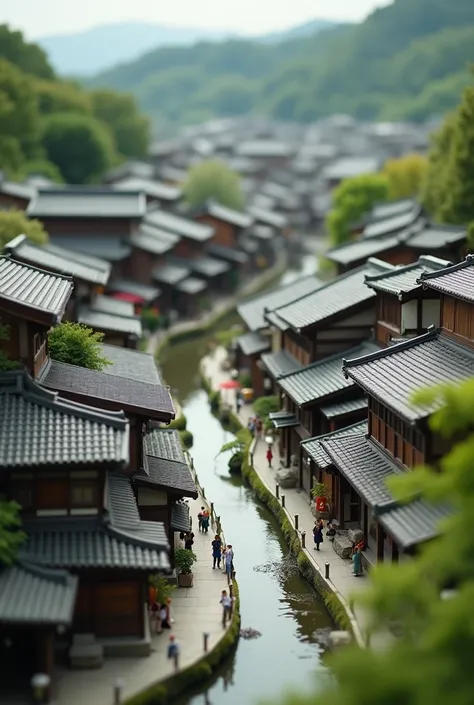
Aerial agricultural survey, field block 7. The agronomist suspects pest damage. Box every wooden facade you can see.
[440,294,474,346]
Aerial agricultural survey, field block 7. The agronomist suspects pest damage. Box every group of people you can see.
[197,506,210,533]
[211,534,235,579]
[247,415,263,437]
[149,594,172,635]
[312,518,364,576]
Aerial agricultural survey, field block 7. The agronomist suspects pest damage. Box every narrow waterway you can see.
[159,250,334,705]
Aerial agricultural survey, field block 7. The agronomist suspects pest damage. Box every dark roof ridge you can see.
[105,520,168,550]
[0,253,74,283]
[301,420,367,446]
[342,326,439,374]
[16,560,73,586]
[326,231,400,255]
[145,453,188,467]
[35,186,143,196]
[280,339,379,380]
[418,254,474,284]
[365,260,420,285]
[1,369,128,429]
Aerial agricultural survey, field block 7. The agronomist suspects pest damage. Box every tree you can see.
[276,377,474,705]
[382,153,429,200]
[326,174,390,247]
[420,113,456,218]
[0,24,54,80]
[17,158,64,183]
[41,112,116,184]
[0,498,25,566]
[90,89,150,159]
[0,209,48,249]
[183,160,244,211]
[34,78,92,116]
[48,322,112,371]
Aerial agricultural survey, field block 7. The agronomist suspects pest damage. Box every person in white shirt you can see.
[219,589,233,627]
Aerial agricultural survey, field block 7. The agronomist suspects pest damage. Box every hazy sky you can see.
[6,0,391,39]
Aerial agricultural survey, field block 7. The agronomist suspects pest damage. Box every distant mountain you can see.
[38,19,341,76]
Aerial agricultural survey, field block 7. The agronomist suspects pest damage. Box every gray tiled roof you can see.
[0,370,129,468]
[144,429,186,463]
[0,180,36,201]
[176,277,207,294]
[171,503,191,532]
[105,160,155,183]
[206,201,253,228]
[378,500,451,550]
[274,260,394,332]
[326,235,402,266]
[363,205,421,239]
[301,420,368,470]
[343,329,474,422]
[153,264,190,285]
[130,224,180,255]
[261,349,301,379]
[51,235,132,262]
[237,275,323,331]
[92,294,135,317]
[160,165,187,182]
[4,235,111,286]
[145,209,214,242]
[138,456,198,498]
[236,140,294,158]
[236,331,270,356]
[0,255,73,323]
[280,341,379,406]
[321,433,402,508]
[102,344,162,385]
[179,256,230,278]
[322,157,381,181]
[365,255,451,300]
[419,255,474,302]
[107,472,141,527]
[250,224,274,240]
[0,562,78,625]
[39,359,175,421]
[320,397,368,420]
[248,206,288,230]
[27,187,146,219]
[78,307,142,337]
[21,516,170,571]
[113,177,182,201]
[107,279,160,302]
[370,199,418,221]
[206,243,248,264]
[264,309,291,331]
[408,223,466,250]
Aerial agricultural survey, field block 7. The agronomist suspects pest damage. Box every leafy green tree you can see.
[183,160,244,211]
[0,210,48,249]
[0,324,20,372]
[382,153,429,199]
[275,377,474,705]
[48,322,112,371]
[420,113,456,218]
[0,24,54,79]
[0,498,25,565]
[41,112,116,184]
[34,78,92,116]
[326,174,390,247]
[90,89,150,159]
[17,158,64,183]
[0,58,40,173]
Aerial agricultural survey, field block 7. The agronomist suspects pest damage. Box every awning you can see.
[112,292,144,304]
[171,503,191,533]
[269,410,299,429]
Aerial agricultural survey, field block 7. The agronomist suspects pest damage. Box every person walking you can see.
[212,535,222,569]
[220,589,233,628]
[225,544,234,582]
[197,506,205,532]
[313,519,323,551]
[248,417,256,436]
[184,531,195,550]
[201,509,210,534]
[167,635,180,669]
[353,546,363,576]
[236,393,242,415]
[266,445,273,468]
[255,416,263,437]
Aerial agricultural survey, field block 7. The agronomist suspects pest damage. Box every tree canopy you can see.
[276,377,474,705]
[183,160,244,211]
[89,89,150,159]
[48,322,112,371]
[326,174,390,248]
[382,153,429,200]
[0,498,25,566]
[0,210,48,249]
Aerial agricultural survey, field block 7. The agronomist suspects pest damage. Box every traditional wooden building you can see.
[0,176,35,209]
[113,176,182,208]
[0,370,171,697]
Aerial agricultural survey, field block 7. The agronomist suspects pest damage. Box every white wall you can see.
[422,300,440,329]
[401,299,440,333]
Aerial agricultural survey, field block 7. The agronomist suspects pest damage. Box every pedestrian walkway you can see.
[53,494,234,705]
[202,347,383,647]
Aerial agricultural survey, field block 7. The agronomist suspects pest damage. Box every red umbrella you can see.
[219,380,240,390]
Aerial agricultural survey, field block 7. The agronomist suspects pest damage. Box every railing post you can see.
[202,487,206,498]
[281,494,285,508]
[276,483,280,499]
[325,562,330,580]
[301,531,306,549]
[294,514,299,531]
[203,632,210,653]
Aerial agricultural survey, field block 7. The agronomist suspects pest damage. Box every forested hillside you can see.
[0,25,150,183]
[89,0,474,127]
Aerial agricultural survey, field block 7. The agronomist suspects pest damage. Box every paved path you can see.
[202,348,374,647]
[54,494,233,705]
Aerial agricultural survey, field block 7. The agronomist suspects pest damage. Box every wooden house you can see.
[112,176,182,209]
[0,176,35,210]
[0,370,171,697]
[104,159,155,184]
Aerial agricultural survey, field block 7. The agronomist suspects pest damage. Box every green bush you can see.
[142,308,161,333]
[168,414,187,431]
[228,451,243,474]
[253,395,279,419]
[209,389,221,412]
[179,429,194,449]
[238,372,252,388]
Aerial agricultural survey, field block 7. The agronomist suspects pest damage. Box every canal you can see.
[159,250,334,705]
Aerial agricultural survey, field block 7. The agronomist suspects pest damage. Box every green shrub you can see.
[209,389,221,412]
[253,395,279,423]
[142,308,161,333]
[168,414,187,431]
[174,548,197,574]
[228,451,243,474]
[238,372,252,388]
[149,574,176,604]
[179,429,194,449]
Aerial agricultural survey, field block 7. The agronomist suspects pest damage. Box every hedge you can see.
[168,414,187,431]
[124,567,241,705]
[179,429,194,449]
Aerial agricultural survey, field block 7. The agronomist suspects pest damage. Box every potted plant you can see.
[311,482,329,513]
[149,574,176,605]
[174,548,197,588]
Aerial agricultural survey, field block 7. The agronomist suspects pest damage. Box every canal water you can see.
[159,250,334,705]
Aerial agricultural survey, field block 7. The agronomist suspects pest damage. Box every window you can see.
[71,483,97,507]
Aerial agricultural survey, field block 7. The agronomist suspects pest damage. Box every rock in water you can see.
[240,627,262,640]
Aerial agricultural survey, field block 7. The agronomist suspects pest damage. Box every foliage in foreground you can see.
[0,209,48,249]
[48,322,112,371]
[0,498,25,566]
[275,378,474,705]
[382,153,429,200]
[183,160,244,211]
[0,324,20,372]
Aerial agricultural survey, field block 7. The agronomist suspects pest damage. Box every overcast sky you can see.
[6,0,391,39]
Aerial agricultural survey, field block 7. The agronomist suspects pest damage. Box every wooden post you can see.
[281,495,285,508]
[325,563,330,580]
[276,483,280,499]
[294,514,299,531]
[301,531,306,549]
[203,632,210,652]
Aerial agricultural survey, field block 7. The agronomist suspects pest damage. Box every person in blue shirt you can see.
[211,535,222,569]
